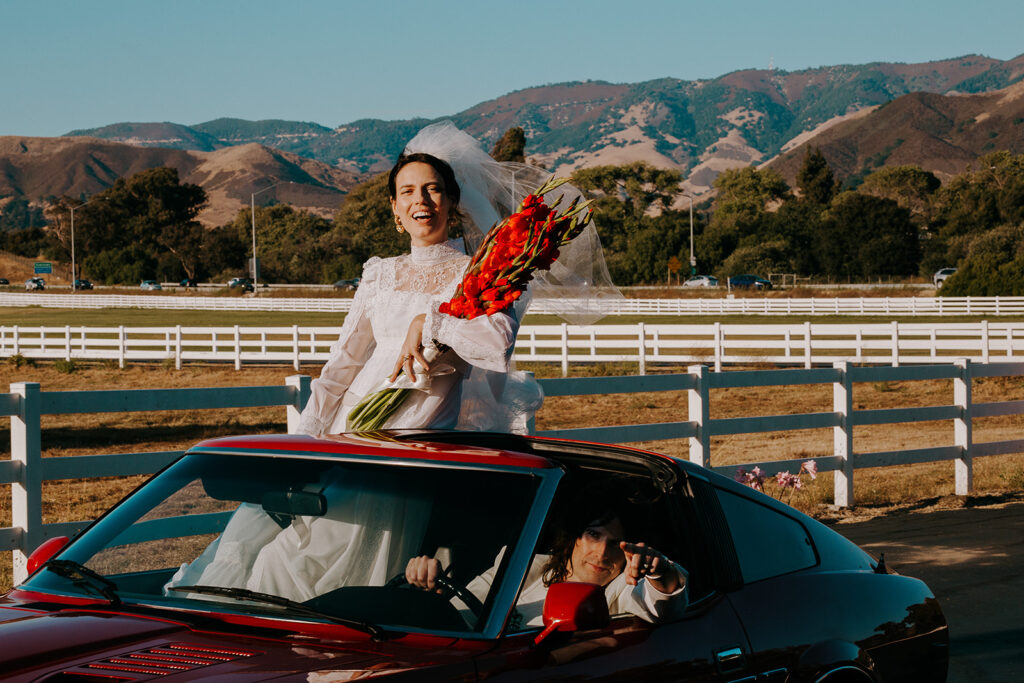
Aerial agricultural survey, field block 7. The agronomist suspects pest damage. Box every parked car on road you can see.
[179,277,198,288]
[24,277,45,290]
[0,277,10,285]
[139,280,162,291]
[227,277,255,292]
[2,431,948,682]
[729,274,772,290]
[332,277,361,290]
[683,274,719,288]
[933,267,957,288]
[72,279,93,290]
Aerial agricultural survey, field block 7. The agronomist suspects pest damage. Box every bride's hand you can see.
[390,314,429,382]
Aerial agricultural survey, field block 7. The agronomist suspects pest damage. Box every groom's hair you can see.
[388,152,461,208]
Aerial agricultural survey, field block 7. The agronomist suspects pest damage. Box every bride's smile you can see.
[391,161,452,247]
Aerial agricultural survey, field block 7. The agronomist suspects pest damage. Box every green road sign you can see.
[34,262,52,274]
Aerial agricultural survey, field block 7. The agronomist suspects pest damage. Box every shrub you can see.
[54,359,78,374]
[6,354,35,368]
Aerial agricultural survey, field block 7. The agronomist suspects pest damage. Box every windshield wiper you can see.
[43,560,121,604]
[167,584,388,639]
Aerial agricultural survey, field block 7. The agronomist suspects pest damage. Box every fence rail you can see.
[5,292,1024,315]
[5,359,1024,584]
[4,321,1024,374]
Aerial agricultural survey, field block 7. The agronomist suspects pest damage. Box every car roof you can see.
[187,431,682,487]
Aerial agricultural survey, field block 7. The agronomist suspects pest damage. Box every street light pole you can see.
[69,196,104,292]
[250,180,291,288]
[683,194,696,275]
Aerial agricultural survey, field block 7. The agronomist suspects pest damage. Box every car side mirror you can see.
[533,582,610,646]
[26,536,69,576]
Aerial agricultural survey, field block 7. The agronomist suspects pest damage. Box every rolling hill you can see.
[0,136,359,226]
[64,54,1024,194]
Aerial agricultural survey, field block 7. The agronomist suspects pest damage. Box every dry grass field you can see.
[3,358,1024,591]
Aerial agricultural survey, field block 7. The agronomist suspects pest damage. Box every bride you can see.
[165,123,617,600]
[297,121,616,437]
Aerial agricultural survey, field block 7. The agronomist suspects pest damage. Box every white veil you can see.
[403,121,622,324]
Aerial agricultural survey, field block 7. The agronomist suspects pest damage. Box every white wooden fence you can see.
[5,291,1024,315]
[4,359,1024,583]
[4,321,1024,374]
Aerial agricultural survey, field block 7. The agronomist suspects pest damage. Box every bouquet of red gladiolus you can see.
[346,176,593,431]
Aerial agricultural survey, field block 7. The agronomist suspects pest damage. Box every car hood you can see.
[0,605,471,681]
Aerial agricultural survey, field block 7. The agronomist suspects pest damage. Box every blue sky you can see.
[1,0,1021,137]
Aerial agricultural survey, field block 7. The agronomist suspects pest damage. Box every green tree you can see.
[572,162,683,231]
[940,222,1024,296]
[490,127,526,163]
[817,191,919,279]
[924,151,1024,275]
[796,147,838,204]
[48,167,207,282]
[699,167,790,273]
[223,204,333,283]
[859,165,940,224]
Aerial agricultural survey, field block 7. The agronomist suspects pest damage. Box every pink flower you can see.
[802,460,818,479]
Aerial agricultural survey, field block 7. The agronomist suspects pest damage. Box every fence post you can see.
[687,364,710,468]
[954,359,973,496]
[11,382,42,585]
[638,322,646,376]
[981,320,990,364]
[64,325,71,361]
[832,361,854,508]
[560,323,569,378]
[118,326,125,369]
[713,322,722,373]
[234,325,241,371]
[292,325,301,371]
[285,375,312,434]
[175,325,182,370]
[890,321,899,367]
[524,371,537,434]
[803,321,812,369]
[13,325,19,355]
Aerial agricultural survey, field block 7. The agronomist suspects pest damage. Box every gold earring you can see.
[394,215,404,234]
[447,214,458,228]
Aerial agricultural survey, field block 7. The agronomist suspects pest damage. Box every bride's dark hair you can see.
[387,152,462,209]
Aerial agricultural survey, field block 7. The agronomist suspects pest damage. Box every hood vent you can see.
[51,642,261,680]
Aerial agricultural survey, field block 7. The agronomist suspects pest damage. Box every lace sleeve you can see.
[422,305,517,372]
[296,258,381,436]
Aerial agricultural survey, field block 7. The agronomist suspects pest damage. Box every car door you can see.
[473,471,755,682]
[474,595,751,682]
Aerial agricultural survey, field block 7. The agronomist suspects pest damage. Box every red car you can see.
[1,432,948,681]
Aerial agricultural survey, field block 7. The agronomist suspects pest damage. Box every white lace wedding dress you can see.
[297,238,539,436]
[163,240,541,600]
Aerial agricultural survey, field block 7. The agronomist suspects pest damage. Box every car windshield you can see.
[22,452,541,634]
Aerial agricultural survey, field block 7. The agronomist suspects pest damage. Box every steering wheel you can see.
[386,571,485,621]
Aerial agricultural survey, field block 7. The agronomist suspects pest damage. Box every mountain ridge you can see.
[63,54,1024,194]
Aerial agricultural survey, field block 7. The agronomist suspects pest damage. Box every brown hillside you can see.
[459,82,631,139]
[766,81,1024,184]
[0,137,359,227]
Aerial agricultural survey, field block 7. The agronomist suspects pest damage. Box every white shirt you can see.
[464,551,689,630]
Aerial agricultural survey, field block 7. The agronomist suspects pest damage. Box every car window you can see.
[515,471,691,630]
[716,489,817,583]
[23,454,540,634]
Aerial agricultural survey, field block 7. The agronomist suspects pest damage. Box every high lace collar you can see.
[409,238,466,265]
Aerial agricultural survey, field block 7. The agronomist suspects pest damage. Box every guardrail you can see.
[4,359,1023,583]
[3,321,1024,374]
[5,292,1024,315]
